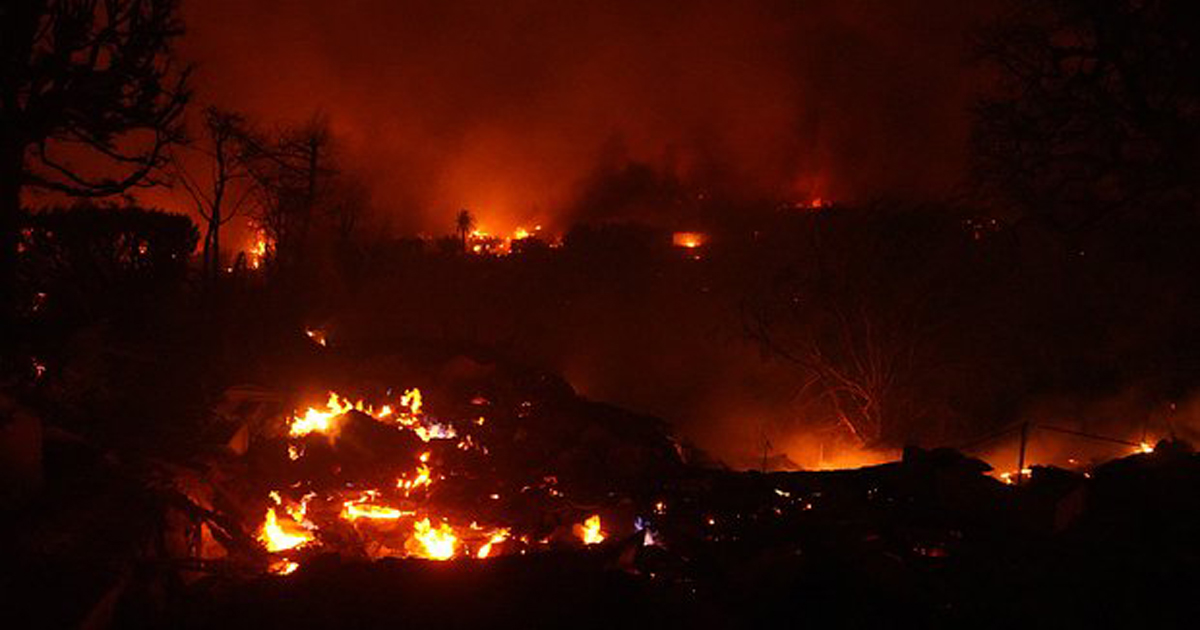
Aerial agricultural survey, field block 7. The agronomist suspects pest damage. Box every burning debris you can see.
[252,386,522,566]
[9,349,1200,629]
[174,354,1192,588]
[164,349,688,580]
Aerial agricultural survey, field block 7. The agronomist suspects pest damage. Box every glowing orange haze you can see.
[148,0,992,239]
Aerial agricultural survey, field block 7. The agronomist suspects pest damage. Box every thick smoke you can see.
[178,0,992,234]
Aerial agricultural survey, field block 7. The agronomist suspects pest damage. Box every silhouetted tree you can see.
[972,0,1200,234]
[0,0,190,338]
[20,202,198,321]
[240,115,337,276]
[742,207,977,446]
[322,173,375,281]
[328,175,370,247]
[172,107,251,286]
[456,209,475,252]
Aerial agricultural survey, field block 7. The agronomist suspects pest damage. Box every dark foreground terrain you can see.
[4,348,1200,629]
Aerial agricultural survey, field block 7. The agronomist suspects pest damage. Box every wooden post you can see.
[1016,422,1029,487]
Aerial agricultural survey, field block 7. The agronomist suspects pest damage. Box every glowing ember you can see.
[575,514,606,545]
[305,328,327,346]
[258,507,314,552]
[342,504,407,521]
[411,518,458,560]
[997,468,1033,485]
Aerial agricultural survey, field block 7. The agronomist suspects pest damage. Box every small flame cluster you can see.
[467,225,552,255]
[991,441,1157,485]
[574,514,606,545]
[248,232,270,270]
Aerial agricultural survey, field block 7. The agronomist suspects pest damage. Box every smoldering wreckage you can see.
[3,339,1200,629]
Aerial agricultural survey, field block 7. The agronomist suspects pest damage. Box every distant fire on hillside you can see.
[672,232,707,249]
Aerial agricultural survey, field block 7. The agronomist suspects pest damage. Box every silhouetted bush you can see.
[18,204,198,321]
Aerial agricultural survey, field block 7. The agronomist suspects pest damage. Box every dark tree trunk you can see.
[202,221,216,282]
[210,203,221,280]
[0,140,23,367]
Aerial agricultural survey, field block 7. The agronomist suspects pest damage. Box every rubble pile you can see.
[4,352,1200,628]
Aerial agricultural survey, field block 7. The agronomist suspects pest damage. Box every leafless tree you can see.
[971,0,1200,234]
[238,115,337,275]
[746,286,928,446]
[742,210,962,447]
[0,0,190,334]
[172,107,252,285]
[327,175,370,247]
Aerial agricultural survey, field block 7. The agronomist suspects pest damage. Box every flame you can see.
[269,560,300,575]
[466,225,549,255]
[401,388,423,415]
[248,232,269,269]
[342,502,409,521]
[397,460,432,492]
[258,507,314,552]
[1138,441,1155,454]
[411,518,457,560]
[414,422,457,442]
[290,392,355,437]
[285,494,312,524]
[575,514,605,545]
[476,529,510,559]
[997,467,1033,485]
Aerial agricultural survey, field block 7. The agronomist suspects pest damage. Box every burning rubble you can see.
[171,340,1193,590]
[181,349,685,578]
[9,330,1200,627]
[9,345,1200,628]
[253,387,519,567]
